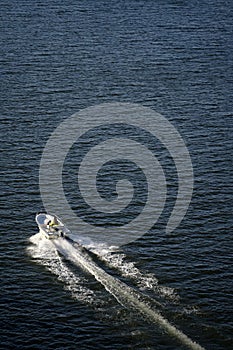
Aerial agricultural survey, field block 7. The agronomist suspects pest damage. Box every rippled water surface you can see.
[1,0,233,349]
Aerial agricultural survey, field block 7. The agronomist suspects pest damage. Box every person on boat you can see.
[47,216,64,237]
[48,216,59,227]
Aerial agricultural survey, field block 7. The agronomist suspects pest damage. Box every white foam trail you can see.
[27,233,96,305]
[54,238,205,350]
[71,236,178,301]
[93,250,179,302]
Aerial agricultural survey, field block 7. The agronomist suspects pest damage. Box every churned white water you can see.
[49,237,206,350]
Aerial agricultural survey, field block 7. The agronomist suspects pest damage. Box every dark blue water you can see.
[1,0,233,349]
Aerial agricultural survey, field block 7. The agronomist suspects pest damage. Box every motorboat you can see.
[36,212,71,239]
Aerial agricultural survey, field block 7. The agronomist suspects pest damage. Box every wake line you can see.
[53,238,205,350]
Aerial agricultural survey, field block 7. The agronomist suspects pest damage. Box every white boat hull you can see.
[36,213,70,239]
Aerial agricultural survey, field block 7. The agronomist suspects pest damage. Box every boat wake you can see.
[67,233,179,302]
[28,233,99,305]
[28,233,205,350]
[93,249,179,302]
